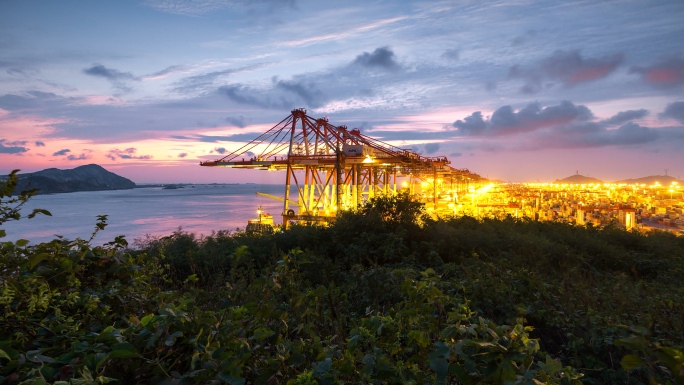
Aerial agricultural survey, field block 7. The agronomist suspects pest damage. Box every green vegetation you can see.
[1,170,683,384]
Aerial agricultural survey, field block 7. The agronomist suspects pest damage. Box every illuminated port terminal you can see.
[201,109,682,235]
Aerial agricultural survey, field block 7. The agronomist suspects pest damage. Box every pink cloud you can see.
[509,50,624,93]
[569,65,617,84]
[631,56,684,88]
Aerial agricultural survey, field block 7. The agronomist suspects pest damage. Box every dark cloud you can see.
[172,64,268,94]
[6,67,40,77]
[83,64,136,81]
[219,85,271,108]
[35,141,45,147]
[424,143,440,154]
[601,109,648,126]
[226,116,246,128]
[275,79,326,108]
[441,49,460,61]
[144,65,185,79]
[352,47,399,70]
[52,149,71,156]
[106,148,152,161]
[630,56,684,89]
[364,129,455,142]
[218,84,291,109]
[449,152,462,157]
[553,122,659,148]
[83,64,138,92]
[453,111,487,135]
[611,123,659,145]
[199,134,242,142]
[553,121,602,135]
[144,0,296,16]
[67,153,91,161]
[178,152,188,158]
[660,101,684,124]
[0,91,70,110]
[453,101,593,136]
[213,147,227,154]
[511,30,536,46]
[0,139,29,154]
[508,50,624,93]
[172,133,260,143]
[173,69,235,94]
[3,140,27,146]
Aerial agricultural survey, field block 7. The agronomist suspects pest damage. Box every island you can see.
[11,164,136,195]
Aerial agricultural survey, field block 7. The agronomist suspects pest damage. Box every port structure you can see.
[200,108,481,227]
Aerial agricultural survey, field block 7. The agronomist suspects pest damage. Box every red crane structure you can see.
[200,108,481,227]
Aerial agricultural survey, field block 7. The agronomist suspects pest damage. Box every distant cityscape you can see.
[432,174,683,235]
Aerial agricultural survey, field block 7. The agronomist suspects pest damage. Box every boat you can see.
[245,206,274,234]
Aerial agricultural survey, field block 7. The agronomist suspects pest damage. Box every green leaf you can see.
[218,374,246,385]
[0,348,11,360]
[165,331,184,346]
[140,314,154,327]
[73,341,89,353]
[16,238,29,247]
[538,355,563,375]
[185,273,199,283]
[431,341,451,359]
[314,358,332,376]
[620,354,646,370]
[408,330,430,348]
[27,353,55,363]
[430,357,449,384]
[0,229,6,238]
[251,327,275,341]
[28,208,52,219]
[362,353,375,375]
[29,253,49,269]
[110,342,139,358]
[615,335,648,351]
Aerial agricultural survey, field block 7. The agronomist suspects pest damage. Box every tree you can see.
[0,170,51,237]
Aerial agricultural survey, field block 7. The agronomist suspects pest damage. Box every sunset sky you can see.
[1,0,683,183]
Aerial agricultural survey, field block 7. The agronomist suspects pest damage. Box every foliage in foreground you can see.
[0,238,583,384]
[1,173,683,384]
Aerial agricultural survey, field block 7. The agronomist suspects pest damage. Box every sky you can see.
[1,0,683,183]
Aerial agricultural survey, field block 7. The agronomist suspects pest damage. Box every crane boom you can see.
[256,192,298,206]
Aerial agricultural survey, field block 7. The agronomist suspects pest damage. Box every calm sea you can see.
[2,184,289,245]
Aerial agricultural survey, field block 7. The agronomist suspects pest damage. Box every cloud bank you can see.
[508,50,624,93]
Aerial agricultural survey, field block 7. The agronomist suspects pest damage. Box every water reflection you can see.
[2,185,287,245]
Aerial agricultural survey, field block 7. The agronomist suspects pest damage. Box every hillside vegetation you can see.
[1,170,683,384]
[11,164,135,195]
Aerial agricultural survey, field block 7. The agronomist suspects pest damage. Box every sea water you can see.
[1,184,289,245]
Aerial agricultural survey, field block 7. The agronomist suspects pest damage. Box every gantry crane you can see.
[200,109,481,227]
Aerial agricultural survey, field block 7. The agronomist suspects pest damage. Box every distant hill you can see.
[554,174,603,184]
[613,175,682,185]
[13,164,135,195]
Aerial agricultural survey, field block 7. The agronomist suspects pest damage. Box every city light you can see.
[428,180,683,235]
